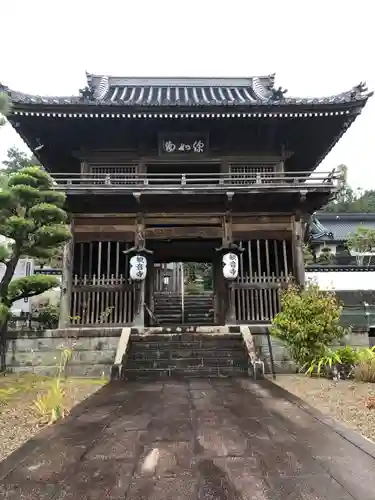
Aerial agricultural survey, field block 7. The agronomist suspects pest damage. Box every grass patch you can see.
[0,373,108,412]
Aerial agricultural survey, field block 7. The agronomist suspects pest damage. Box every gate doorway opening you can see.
[151,262,214,326]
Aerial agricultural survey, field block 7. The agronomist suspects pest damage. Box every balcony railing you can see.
[52,170,341,193]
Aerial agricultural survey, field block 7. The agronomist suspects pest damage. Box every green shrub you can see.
[354,346,375,383]
[36,303,60,329]
[335,345,359,366]
[303,349,342,377]
[271,282,346,368]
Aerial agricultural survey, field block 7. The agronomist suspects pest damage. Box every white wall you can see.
[306,271,375,291]
[0,258,35,314]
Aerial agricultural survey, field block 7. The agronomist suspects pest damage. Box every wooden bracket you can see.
[123,213,153,255]
[215,210,243,253]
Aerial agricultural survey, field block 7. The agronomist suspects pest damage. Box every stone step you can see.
[125,356,248,369]
[130,334,243,342]
[121,331,251,380]
[127,348,248,360]
[121,365,248,380]
[129,340,246,350]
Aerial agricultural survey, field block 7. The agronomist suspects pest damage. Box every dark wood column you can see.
[292,216,305,286]
[212,253,226,325]
[132,215,146,328]
[58,223,74,329]
[145,255,155,327]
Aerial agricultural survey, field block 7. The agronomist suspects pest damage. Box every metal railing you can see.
[51,170,341,192]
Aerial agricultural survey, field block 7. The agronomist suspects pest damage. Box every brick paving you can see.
[1,378,375,499]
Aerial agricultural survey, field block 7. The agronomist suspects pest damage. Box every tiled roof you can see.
[312,214,375,241]
[1,74,372,108]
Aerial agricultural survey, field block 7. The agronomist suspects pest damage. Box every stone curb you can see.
[261,378,375,461]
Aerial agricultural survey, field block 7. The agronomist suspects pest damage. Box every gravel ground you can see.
[272,375,375,442]
[0,375,105,462]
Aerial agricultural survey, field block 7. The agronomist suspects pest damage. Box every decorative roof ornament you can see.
[309,214,334,241]
[79,86,95,101]
[270,86,288,102]
[350,81,370,100]
[251,77,272,102]
[93,76,110,101]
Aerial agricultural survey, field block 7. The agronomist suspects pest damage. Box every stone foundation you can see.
[6,328,122,377]
[252,326,371,374]
[6,324,368,377]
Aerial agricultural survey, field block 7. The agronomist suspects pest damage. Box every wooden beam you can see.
[232,223,292,235]
[74,212,295,219]
[75,217,136,226]
[146,216,221,225]
[232,215,292,224]
[74,233,134,243]
[74,225,135,233]
[145,226,222,239]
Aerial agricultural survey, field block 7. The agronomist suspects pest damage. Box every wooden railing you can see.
[52,170,341,192]
[232,274,289,323]
[71,274,136,326]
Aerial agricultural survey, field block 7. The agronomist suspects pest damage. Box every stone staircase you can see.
[153,292,214,325]
[120,328,252,380]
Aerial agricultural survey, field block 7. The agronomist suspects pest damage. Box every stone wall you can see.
[6,328,122,377]
[5,325,371,377]
[251,327,370,374]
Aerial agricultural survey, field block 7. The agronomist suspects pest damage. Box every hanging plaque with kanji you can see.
[159,133,208,156]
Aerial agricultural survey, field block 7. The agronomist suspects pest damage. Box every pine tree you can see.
[0,166,71,371]
[0,91,10,126]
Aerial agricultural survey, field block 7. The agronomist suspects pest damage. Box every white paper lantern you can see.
[129,254,147,281]
[222,252,239,280]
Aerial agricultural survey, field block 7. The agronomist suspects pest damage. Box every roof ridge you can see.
[85,72,276,81]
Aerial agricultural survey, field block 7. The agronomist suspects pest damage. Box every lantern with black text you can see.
[222,252,239,280]
[129,254,147,281]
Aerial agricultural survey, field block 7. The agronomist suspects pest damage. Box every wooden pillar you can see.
[132,214,146,328]
[134,282,145,328]
[222,212,236,325]
[213,254,225,325]
[145,256,155,326]
[58,223,74,329]
[292,217,305,286]
[226,283,236,324]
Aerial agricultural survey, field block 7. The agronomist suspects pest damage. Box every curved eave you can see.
[7,96,370,119]
[3,81,372,111]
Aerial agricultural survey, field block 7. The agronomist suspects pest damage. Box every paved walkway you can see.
[1,379,375,499]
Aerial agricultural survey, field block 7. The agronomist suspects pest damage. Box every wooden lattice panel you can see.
[90,164,138,185]
[229,164,275,184]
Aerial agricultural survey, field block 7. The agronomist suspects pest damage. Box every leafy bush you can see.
[335,345,359,379]
[303,349,342,377]
[36,303,60,329]
[271,282,346,368]
[336,345,359,365]
[354,347,375,383]
[303,346,360,379]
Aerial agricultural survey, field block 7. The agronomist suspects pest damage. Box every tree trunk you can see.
[0,320,8,374]
[0,254,19,299]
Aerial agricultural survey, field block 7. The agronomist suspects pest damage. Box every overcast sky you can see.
[1,0,374,188]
